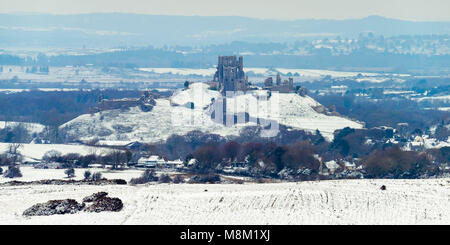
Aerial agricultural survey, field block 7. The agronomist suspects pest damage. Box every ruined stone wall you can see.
[214,56,247,94]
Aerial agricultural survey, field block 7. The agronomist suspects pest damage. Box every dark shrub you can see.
[267,146,288,171]
[201,174,221,183]
[84,197,123,213]
[427,146,450,164]
[188,175,201,183]
[0,167,3,175]
[364,146,431,178]
[129,169,158,185]
[173,175,185,184]
[223,141,241,162]
[282,141,320,172]
[82,192,108,203]
[64,168,75,178]
[92,172,102,181]
[193,145,222,173]
[83,170,92,180]
[113,179,127,185]
[256,178,266,183]
[4,165,22,178]
[158,174,172,183]
[42,150,62,163]
[189,174,221,184]
[23,199,84,216]
[80,154,97,168]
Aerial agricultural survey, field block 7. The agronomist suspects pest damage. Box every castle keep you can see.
[213,56,248,94]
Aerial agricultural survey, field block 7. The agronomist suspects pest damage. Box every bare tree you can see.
[7,143,23,165]
[110,150,127,170]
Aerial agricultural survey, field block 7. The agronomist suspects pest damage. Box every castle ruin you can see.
[97,91,157,112]
[264,74,295,93]
[213,56,248,95]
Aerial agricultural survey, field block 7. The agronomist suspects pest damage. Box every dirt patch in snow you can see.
[23,192,123,216]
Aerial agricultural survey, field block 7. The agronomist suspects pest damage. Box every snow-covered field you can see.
[139,67,409,80]
[275,68,380,78]
[138,67,217,76]
[62,82,362,142]
[0,121,45,135]
[0,143,116,162]
[0,166,143,184]
[0,175,449,225]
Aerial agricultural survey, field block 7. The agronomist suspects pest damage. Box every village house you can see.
[137,155,184,169]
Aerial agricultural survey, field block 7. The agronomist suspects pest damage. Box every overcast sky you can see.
[1,0,449,21]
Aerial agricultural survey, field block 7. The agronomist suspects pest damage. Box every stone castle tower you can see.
[213,56,248,95]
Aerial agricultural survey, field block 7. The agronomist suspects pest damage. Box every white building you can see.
[137,156,184,169]
[137,155,165,168]
[325,160,340,174]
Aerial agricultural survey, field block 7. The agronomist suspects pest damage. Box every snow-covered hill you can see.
[224,90,362,139]
[61,83,363,143]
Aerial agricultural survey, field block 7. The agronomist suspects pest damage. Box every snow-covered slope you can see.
[61,82,362,143]
[0,121,45,135]
[225,90,362,139]
[1,178,449,225]
[61,99,248,143]
[170,82,221,109]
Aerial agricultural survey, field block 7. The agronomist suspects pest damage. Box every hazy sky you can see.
[1,0,449,21]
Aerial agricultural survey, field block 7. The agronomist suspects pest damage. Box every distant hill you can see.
[1,13,449,47]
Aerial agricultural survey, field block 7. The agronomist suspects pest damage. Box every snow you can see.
[356,77,391,83]
[138,155,165,165]
[325,160,340,173]
[0,121,45,135]
[225,90,362,140]
[97,140,133,146]
[0,143,116,161]
[0,177,449,224]
[0,89,30,93]
[402,134,450,150]
[437,107,450,112]
[61,98,247,143]
[170,83,221,109]
[138,67,217,76]
[137,67,407,79]
[0,65,410,85]
[383,90,415,95]
[275,68,379,78]
[138,67,272,77]
[413,95,450,103]
[62,82,362,142]
[0,166,143,184]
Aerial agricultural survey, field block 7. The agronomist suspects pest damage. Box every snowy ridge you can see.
[62,82,363,143]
